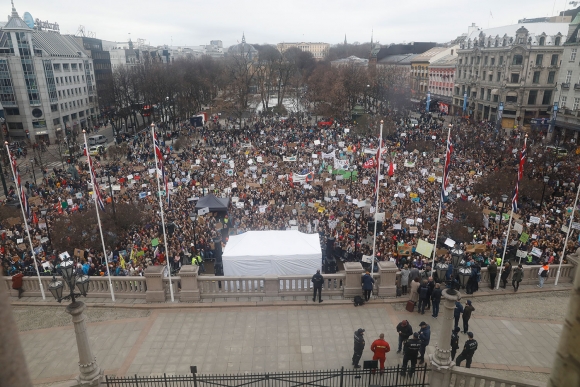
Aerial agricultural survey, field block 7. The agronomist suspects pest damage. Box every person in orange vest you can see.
[370,333,390,372]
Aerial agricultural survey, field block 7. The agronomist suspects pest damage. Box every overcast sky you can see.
[11,0,568,48]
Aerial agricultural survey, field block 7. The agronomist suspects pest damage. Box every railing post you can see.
[264,276,279,298]
[179,265,200,302]
[343,262,364,298]
[144,266,166,302]
[193,369,198,387]
[339,366,344,387]
[377,261,397,298]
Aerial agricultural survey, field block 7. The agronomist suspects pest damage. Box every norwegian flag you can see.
[372,139,383,200]
[441,136,454,202]
[153,132,170,206]
[8,151,29,218]
[388,161,395,177]
[512,139,527,212]
[84,149,106,211]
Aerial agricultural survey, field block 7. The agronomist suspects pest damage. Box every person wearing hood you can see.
[462,300,475,334]
[450,327,461,360]
[352,328,365,368]
[454,301,464,331]
[417,321,430,363]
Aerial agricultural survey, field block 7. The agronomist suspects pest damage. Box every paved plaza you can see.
[15,290,567,386]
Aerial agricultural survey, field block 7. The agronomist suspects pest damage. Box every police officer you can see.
[450,327,461,361]
[456,332,478,368]
[192,252,205,273]
[400,332,421,378]
[417,321,430,363]
[352,328,365,369]
[311,269,324,303]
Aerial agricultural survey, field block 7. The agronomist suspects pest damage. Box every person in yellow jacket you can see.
[192,253,205,273]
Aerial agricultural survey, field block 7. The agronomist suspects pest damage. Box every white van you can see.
[409,118,419,128]
[88,135,107,146]
[545,145,568,158]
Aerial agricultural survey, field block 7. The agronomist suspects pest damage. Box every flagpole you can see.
[83,131,115,302]
[151,123,175,302]
[496,209,514,289]
[371,120,384,277]
[555,180,580,286]
[430,124,452,276]
[5,142,45,300]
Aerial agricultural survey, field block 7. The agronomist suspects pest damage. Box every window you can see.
[499,56,504,65]
[551,54,559,66]
[50,104,58,112]
[58,90,61,97]
[483,71,486,80]
[5,108,19,115]
[459,58,462,65]
[510,73,520,83]
[476,56,480,64]
[528,90,538,105]
[63,63,69,70]
[484,56,488,65]
[11,122,23,129]
[487,89,491,101]
[480,88,484,99]
[533,71,540,83]
[488,73,493,81]
[571,49,577,61]
[548,71,555,84]
[561,96,567,108]
[555,37,561,46]
[71,113,77,119]
[491,57,495,65]
[512,55,523,65]
[566,70,572,83]
[496,72,502,82]
[53,63,60,71]
[535,54,543,66]
[71,63,77,70]
[506,95,518,103]
[53,118,60,125]
[574,97,580,110]
[493,95,499,102]
[542,90,553,105]
[539,37,545,46]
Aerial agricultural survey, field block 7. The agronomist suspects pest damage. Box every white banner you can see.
[321,151,335,159]
[333,158,350,170]
[283,156,297,162]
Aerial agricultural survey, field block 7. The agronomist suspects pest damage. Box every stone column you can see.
[377,261,397,298]
[179,265,200,302]
[429,288,461,387]
[548,260,580,387]
[264,276,279,298]
[343,262,364,298]
[145,265,166,303]
[66,301,103,386]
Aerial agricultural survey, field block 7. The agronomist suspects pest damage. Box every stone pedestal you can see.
[144,266,166,303]
[377,261,397,298]
[343,262,364,298]
[548,261,580,387]
[179,265,200,302]
[429,288,461,387]
[66,301,103,387]
[264,276,279,297]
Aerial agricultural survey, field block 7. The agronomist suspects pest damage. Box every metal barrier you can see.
[105,365,430,387]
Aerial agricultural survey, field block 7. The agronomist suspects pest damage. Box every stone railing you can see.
[2,261,575,303]
[2,275,147,299]
[449,367,545,387]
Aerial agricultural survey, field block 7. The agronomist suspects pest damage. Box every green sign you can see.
[519,232,529,243]
[151,238,159,247]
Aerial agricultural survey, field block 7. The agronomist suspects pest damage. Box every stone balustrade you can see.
[448,367,545,387]
[2,262,576,303]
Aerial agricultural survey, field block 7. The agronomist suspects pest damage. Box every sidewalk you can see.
[15,287,567,386]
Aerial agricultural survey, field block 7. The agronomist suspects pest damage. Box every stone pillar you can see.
[377,261,397,298]
[343,262,364,298]
[66,301,103,386]
[179,265,200,302]
[548,260,580,387]
[429,288,462,387]
[144,265,166,303]
[264,276,279,297]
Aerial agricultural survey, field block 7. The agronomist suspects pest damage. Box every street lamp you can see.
[458,266,472,289]
[500,194,508,226]
[40,208,51,246]
[435,262,449,283]
[540,175,549,207]
[354,209,361,261]
[47,257,103,385]
[189,213,198,251]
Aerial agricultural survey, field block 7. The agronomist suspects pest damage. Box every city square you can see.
[0,1,579,387]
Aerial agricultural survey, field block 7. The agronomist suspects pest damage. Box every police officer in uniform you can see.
[400,332,421,377]
[352,328,365,368]
[450,327,461,361]
[311,269,324,303]
[455,332,478,368]
[192,252,205,273]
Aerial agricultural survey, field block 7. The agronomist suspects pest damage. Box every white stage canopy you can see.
[222,230,322,276]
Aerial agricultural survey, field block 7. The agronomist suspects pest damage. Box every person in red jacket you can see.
[370,333,390,372]
[12,271,24,298]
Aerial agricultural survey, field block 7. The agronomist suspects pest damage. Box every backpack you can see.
[540,269,548,278]
[354,296,365,307]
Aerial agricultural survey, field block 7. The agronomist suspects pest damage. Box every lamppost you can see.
[40,208,51,245]
[189,213,198,250]
[540,175,550,207]
[354,209,361,260]
[48,257,103,385]
[499,194,508,227]
[349,165,356,196]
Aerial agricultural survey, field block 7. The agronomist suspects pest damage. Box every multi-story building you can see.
[0,5,97,143]
[410,46,458,97]
[452,21,567,129]
[277,42,329,59]
[428,54,458,112]
[74,36,113,110]
[552,14,580,142]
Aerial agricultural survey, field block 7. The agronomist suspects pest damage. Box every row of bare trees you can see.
[100,44,412,130]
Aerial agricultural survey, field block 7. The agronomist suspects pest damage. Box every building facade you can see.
[410,46,458,97]
[452,22,567,129]
[74,36,113,110]
[0,5,97,143]
[277,42,329,59]
[428,54,458,111]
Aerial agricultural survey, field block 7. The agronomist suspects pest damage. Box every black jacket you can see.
[451,332,459,350]
[396,322,413,340]
[311,273,324,288]
[431,288,442,302]
[353,331,365,353]
[404,338,421,356]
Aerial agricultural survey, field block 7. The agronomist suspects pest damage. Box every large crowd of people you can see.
[1,106,579,289]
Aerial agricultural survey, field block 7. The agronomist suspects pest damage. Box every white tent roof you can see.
[222,230,321,276]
